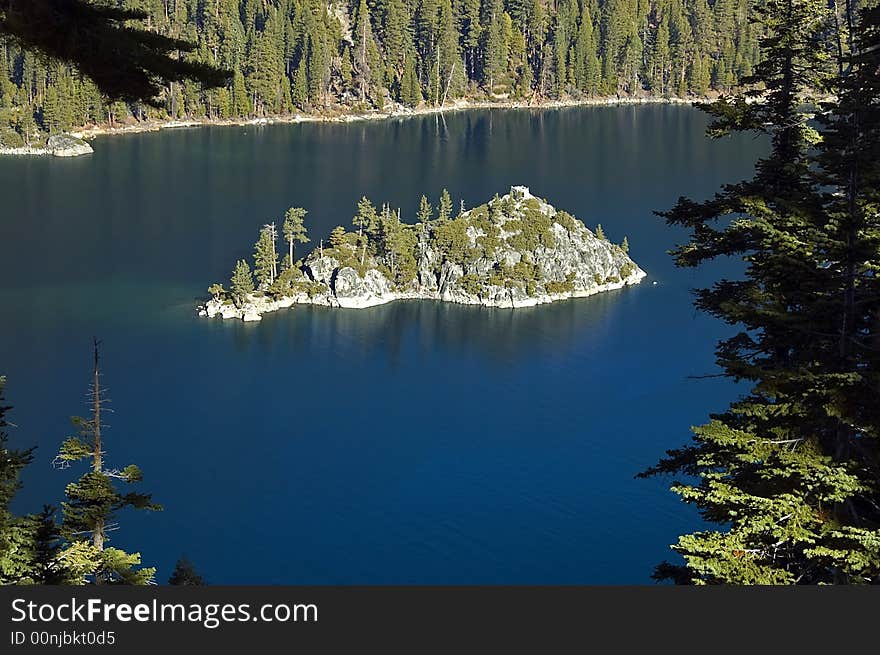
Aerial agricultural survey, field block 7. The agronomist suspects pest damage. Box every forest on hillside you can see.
[0,0,757,144]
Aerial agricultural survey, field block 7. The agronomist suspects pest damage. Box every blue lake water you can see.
[0,106,764,583]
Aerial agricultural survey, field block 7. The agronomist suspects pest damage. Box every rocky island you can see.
[199,186,646,321]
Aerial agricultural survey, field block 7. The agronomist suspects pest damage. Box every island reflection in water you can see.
[235,289,634,369]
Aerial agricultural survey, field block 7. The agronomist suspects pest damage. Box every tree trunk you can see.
[91,340,105,581]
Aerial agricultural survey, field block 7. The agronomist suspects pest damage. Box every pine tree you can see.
[353,197,378,264]
[41,85,60,133]
[55,342,160,585]
[436,0,463,104]
[230,259,255,307]
[0,376,35,584]
[26,506,69,585]
[231,68,251,117]
[438,188,453,220]
[594,223,605,240]
[482,0,508,93]
[400,56,423,106]
[292,61,308,109]
[456,0,482,78]
[168,557,205,585]
[253,223,279,286]
[417,194,433,224]
[282,207,309,268]
[328,225,348,249]
[353,0,378,103]
[638,0,880,584]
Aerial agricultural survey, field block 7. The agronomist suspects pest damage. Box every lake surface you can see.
[0,106,764,583]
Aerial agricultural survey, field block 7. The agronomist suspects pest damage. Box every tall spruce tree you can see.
[254,223,279,286]
[640,0,880,584]
[0,376,35,584]
[55,342,160,584]
[230,259,255,307]
[168,557,205,585]
[353,197,378,265]
[282,207,310,268]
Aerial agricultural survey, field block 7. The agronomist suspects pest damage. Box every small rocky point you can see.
[0,134,93,157]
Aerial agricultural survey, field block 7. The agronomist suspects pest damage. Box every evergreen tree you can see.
[26,506,69,585]
[456,0,482,78]
[639,0,880,584]
[254,223,279,286]
[400,56,423,106]
[292,62,308,109]
[168,557,205,585]
[55,342,160,585]
[282,207,310,268]
[0,376,35,584]
[230,259,255,307]
[353,197,378,264]
[482,0,508,92]
[353,0,379,103]
[328,225,348,250]
[417,194,433,224]
[438,188,453,220]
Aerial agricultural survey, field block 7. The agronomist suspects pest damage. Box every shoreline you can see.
[200,269,647,322]
[75,95,697,141]
[1,94,700,157]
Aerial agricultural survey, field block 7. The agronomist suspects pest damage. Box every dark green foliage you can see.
[438,188,454,221]
[0,376,36,583]
[282,207,309,268]
[168,557,205,585]
[641,2,880,584]
[23,506,69,585]
[0,0,227,104]
[253,224,279,287]
[230,259,255,307]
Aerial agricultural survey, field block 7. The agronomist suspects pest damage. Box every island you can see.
[199,186,646,321]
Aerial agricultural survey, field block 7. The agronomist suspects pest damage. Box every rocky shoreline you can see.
[2,95,696,158]
[0,134,93,158]
[75,95,695,140]
[200,271,646,321]
[199,186,647,321]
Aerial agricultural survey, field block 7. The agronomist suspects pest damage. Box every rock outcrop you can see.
[46,134,94,157]
[0,134,93,157]
[200,186,647,321]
